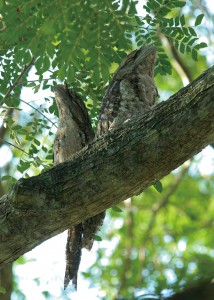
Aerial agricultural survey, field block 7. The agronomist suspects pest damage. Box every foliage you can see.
[0,0,213,299]
[87,164,214,298]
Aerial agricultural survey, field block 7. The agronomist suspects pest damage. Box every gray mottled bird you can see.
[95,45,157,260]
[97,45,157,136]
[54,85,95,290]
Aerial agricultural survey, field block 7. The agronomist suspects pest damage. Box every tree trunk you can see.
[0,184,13,299]
[0,66,213,268]
[0,138,13,299]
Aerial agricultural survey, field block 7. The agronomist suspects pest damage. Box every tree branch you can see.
[0,66,213,268]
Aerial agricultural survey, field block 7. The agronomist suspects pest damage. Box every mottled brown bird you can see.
[95,45,157,237]
[54,86,94,163]
[97,45,157,136]
[54,85,94,290]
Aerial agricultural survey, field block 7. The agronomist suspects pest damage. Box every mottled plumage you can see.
[54,85,94,290]
[54,86,94,164]
[97,45,157,136]
[54,46,157,290]
[94,45,157,250]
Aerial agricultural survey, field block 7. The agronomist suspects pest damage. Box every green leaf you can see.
[168,18,174,27]
[33,84,41,94]
[182,36,190,43]
[81,271,91,278]
[42,146,48,153]
[94,235,102,241]
[175,1,186,7]
[149,0,160,9]
[34,139,41,146]
[157,6,170,17]
[35,57,43,73]
[29,144,39,155]
[23,50,32,64]
[17,160,31,173]
[45,154,53,160]
[67,65,75,80]
[42,291,51,298]
[180,15,185,26]
[192,48,198,61]
[194,42,208,50]
[10,132,21,145]
[26,82,36,88]
[43,56,51,72]
[182,27,190,36]
[58,64,67,82]
[112,206,123,213]
[174,16,180,26]
[195,14,204,26]
[153,181,163,193]
[180,42,185,54]
[188,27,197,37]
[135,16,143,26]
[186,45,191,53]
[0,175,12,181]
[12,125,22,131]
[188,37,198,46]
[143,5,151,13]
[100,62,110,83]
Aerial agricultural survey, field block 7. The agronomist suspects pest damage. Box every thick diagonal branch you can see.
[0,66,213,267]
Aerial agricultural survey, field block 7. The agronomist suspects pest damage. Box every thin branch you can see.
[0,138,29,156]
[144,162,191,244]
[0,57,35,106]
[20,99,57,128]
[169,43,193,82]
[15,78,53,85]
[136,162,191,286]
[159,34,193,83]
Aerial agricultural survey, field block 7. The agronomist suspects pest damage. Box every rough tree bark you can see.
[0,66,213,268]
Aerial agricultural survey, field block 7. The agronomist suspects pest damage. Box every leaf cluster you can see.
[0,0,207,101]
[134,0,206,74]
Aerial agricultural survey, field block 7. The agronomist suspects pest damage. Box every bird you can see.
[94,45,157,239]
[97,45,157,136]
[54,85,95,290]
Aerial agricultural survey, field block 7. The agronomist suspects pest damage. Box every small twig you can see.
[20,99,57,128]
[0,138,29,156]
[0,57,35,106]
[15,77,54,85]
[144,162,191,243]
[169,42,193,82]
[136,162,191,286]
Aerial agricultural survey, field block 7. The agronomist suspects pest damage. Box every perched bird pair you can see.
[53,45,157,289]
